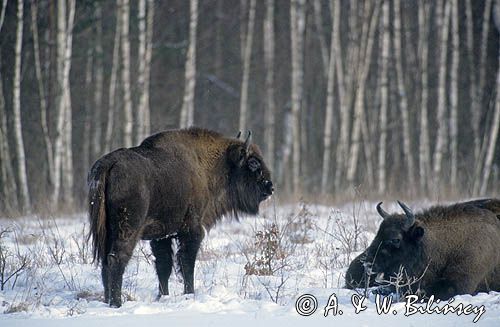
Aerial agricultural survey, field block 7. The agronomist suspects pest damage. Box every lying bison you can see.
[345,199,500,299]
[87,128,273,307]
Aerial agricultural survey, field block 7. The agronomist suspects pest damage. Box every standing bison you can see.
[87,128,273,307]
[345,199,500,299]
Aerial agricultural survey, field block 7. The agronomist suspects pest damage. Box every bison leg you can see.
[106,239,137,307]
[151,237,174,298]
[177,228,204,294]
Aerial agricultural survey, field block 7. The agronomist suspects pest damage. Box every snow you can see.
[1,201,499,326]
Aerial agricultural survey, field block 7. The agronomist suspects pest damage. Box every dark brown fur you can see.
[87,128,273,307]
[346,199,500,300]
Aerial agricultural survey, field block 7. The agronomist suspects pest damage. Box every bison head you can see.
[364,201,425,283]
[227,131,273,215]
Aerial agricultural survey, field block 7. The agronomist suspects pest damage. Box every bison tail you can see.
[87,160,112,265]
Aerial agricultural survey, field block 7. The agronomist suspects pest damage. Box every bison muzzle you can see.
[345,199,500,300]
[87,128,273,307]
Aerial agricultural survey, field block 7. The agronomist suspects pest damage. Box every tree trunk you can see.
[61,0,75,206]
[180,0,198,128]
[136,0,154,142]
[418,1,431,193]
[346,2,380,185]
[52,0,75,205]
[313,0,329,73]
[263,0,276,172]
[238,0,256,133]
[377,0,390,194]
[13,0,31,213]
[320,0,339,195]
[432,0,450,189]
[31,0,55,188]
[473,0,494,194]
[0,53,18,213]
[290,0,306,194]
[465,0,479,162]
[91,2,104,160]
[449,0,459,190]
[479,45,500,195]
[104,3,122,153]
[120,0,133,147]
[393,0,415,189]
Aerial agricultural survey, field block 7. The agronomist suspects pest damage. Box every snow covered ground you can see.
[1,200,499,326]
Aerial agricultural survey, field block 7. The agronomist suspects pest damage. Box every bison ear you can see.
[228,144,247,167]
[409,225,425,242]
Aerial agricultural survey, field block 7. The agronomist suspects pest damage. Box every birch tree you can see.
[120,0,133,147]
[0,0,17,212]
[465,0,479,161]
[52,0,75,205]
[479,63,500,195]
[136,0,154,142]
[418,1,431,192]
[61,0,75,205]
[320,0,339,194]
[432,0,451,186]
[393,0,415,188]
[264,0,276,171]
[346,2,380,185]
[31,0,54,187]
[290,0,306,193]
[92,2,104,159]
[13,0,31,212]
[377,0,390,194]
[180,0,198,128]
[449,0,459,189]
[104,3,122,153]
[238,0,256,133]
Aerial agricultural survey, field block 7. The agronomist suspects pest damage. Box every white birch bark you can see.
[104,4,121,153]
[432,0,451,185]
[180,0,198,128]
[31,0,54,187]
[393,0,415,188]
[418,1,431,193]
[320,0,339,194]
[449,0,459,189]
[473,0,494,193]
[238,0,256,133]
[479,41,500,195]
[264,0,276,171]
[346,2,380,184]
[136,0,154,141]
[377,0,390,194]
[120,0,133,147]
[290,0,306,193]
[13,0,31,213]
[52,0,75,205]
[61,0,75,205]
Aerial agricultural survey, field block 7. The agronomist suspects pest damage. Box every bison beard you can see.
[346,199,500,300]
[87,128,273,307]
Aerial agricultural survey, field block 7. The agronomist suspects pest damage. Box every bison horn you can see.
[397,200,415,228]
[236,131,242,139]
[244,130,252,152]
[376,202,390,220]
